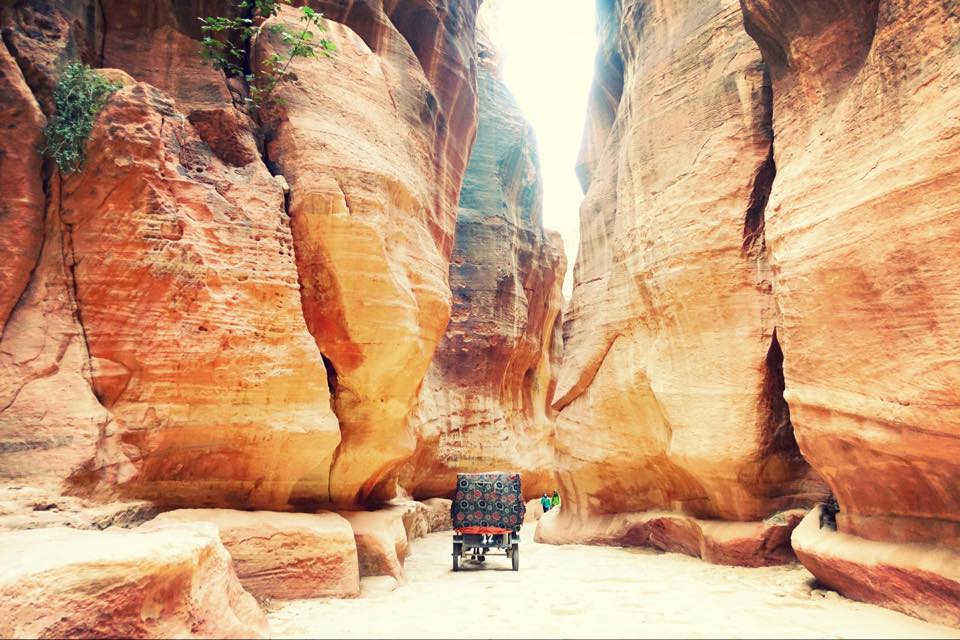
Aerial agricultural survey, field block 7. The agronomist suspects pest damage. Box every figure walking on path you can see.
[540,493,552,513]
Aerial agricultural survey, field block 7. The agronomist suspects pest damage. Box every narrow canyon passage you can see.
[267,524,959,639]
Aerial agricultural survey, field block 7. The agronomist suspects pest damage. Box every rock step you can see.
[0,523,268,639]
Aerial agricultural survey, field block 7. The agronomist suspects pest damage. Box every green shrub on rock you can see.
[200,0,336,111]
[43,63,121,173]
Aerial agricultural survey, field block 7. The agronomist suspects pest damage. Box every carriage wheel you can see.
[511,543,520,571]
[453,542,462,572]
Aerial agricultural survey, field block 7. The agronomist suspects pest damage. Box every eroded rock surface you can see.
[739,0,960,548]
[792,507,960,628]
[0,523,269,638]
[147,509,360,600]
[550,0,824,554]
[338,509,409,582]
[735,0,960,621]
[401,18,566,500]
[537,506,806,567]
[0,40,45,336]
[257,1,481,506]
[60,81,340,508]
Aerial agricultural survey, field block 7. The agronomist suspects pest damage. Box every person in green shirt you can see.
[540,493,551,512]
[551,490,561,509]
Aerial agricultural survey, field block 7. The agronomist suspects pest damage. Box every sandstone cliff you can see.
[543,0,826,555]
[256,0,480,506]
[738,0,960,623]
[545,0,960,623]
[400,22,566,500]
[0,0,480,510]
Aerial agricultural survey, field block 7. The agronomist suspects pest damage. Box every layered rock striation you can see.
[738,0,960,620]
[401,21,566,500]
[545,0,825,558]
[0,0,482,510]
[256,0,481,506]
[0,523,270,638]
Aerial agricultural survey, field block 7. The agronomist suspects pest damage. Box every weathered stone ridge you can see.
[401,24,566,500]
[0,0,482,510]
[739,0,960,549]
[736,0,960,622]
[548,0,824,549]
[257,1,481,506]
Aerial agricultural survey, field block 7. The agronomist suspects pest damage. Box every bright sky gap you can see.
[487,0,599,296]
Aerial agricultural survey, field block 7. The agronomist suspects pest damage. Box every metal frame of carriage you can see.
[452,525,519,571]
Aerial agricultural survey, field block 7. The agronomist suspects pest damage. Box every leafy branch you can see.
[43,63,122,173]
[200,1,335,112]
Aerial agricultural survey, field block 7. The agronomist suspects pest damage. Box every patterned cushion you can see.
[451,472,526,532]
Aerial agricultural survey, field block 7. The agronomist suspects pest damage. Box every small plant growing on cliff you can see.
[42,63,121,173]
[200,0,335,112]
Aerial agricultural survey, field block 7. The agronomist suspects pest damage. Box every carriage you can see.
[450,472,525,572]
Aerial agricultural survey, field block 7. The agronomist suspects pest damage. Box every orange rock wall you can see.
[401,28,566,500]
[257,0,480,505]
[0,0,482,510]
[550,0,825,543]
[734,0,960,621]
[739,0,960,550]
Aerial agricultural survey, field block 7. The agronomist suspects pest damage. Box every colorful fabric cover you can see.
[451,472,526,532]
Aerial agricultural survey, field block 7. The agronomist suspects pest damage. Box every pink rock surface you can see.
[0,523,269,638]
[146,509,360,600]
[793,506,960,628]
[338,509,410,582]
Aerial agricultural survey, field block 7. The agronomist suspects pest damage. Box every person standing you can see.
[551,490,561,510]
[540,493,551,513]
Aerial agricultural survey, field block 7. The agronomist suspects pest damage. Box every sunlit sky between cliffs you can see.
[485,0,598,295]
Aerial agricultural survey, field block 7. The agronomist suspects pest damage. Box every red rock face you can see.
[0,0,103,108]
[736,0,960,621]
[548,0,825,552]
[0,41,45,336]
[57,81,339,508]
[0,4,113,488]
[792,507,960,627]
[400,28,566,500]
[257,1,481,506]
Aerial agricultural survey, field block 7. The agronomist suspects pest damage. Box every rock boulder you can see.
[0,523,269,638]
[146,509,360,600]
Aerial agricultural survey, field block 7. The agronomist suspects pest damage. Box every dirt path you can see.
[268,524,960,639]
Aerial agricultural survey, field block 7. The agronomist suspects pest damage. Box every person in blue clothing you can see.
[540,492,552,513]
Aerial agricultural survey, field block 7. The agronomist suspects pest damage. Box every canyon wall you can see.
[0,0,481,510]
[401,23,566,500]
[738,0,960,625]
[541,0,826,554]
[255,0,480,506]
[546,0,960,623]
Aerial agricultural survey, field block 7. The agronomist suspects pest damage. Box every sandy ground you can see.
[268,524,960,639]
